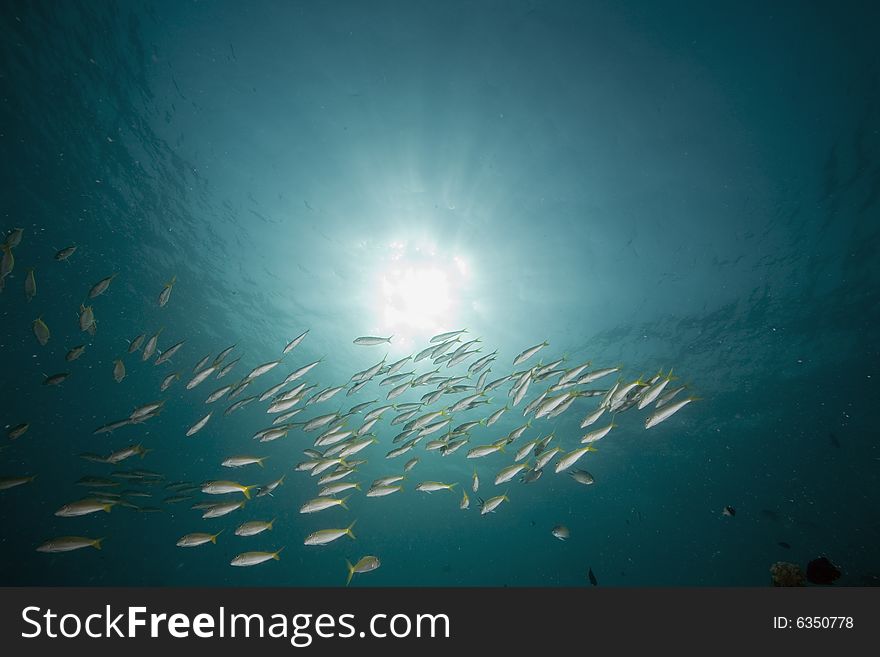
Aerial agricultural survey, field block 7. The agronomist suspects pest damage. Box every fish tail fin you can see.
[102,503,114,513]
[257,457,267,467]
[449,482,458,489]
[340,495,351,510]
[92,537,105,550]
[346,519,357,539]
[387,335,393,343]
[346,560,355,586]
[273,546,284,560]
[211,529,224,543]
[268,518,276,529]
[242,485,254,499]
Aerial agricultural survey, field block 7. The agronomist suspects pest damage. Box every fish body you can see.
[230,549,283,567]
[235,520,276,536]
[155,341,186,366]
[55,498,115,517]
[644,397,698,429]
[33,317,50,346]
[177,532,222,547]
[113,359,126,383]
[88,273,117,298]
[37,536,103,553]
[186,412,212,437]
[416,481,457,493]
[353,336,392,346]
[304,521,357,546]
[202,500,245,518]
[158,275,176,307]
[479,494,509,515]
[345,556,380,585]
[552,525,570,540]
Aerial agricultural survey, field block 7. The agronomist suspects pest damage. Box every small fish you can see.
[495,462,530,485]
[0,475,36,491]
[366,484,403,497]
[128,333,146,353]
[430,329,467,344]
[569,469,595,485]
[202,500,246,518]
[5,227,23,248]
[43,372,70,386]
[24,268,36,302]
[520,468,543,484]
[230,548,283,567]
[479,493,509,515]
[552,525,570,541]
[345,555,380,586]
[88,273,118,298]
[235,519,276,536]
[201,481,255,498]
[186,412,212,437]
[55,498,115,517]
[806,557,841,585]
[722,506,736,517]
[160,372,180,392]
[283,330,309,354]
[32,317,50,346]
[244,359,282,381]
[319,482,360,497]
[186,366,218,390]
[513,341,549,366]
[222,455,267,468]
[466,440,507,459]
[644,396,698,429]
[403,457,419,472]
[177,531,223,547]
[472,470,479,492]
[416,481,458,493]
[142,328,163,361]
[106,444,149,464]
[0,244,13,280]
[257,475,286,498]
[113,359,126,383]
[79,304,95,332]
[300,496,350,514]
[66,345,86,361]
[37,536,103,553]
[304,521,357,546]
[580,422,614,444]
[158,275,176,307]
[534,446,562,471]
[353,335,393,346]
[155,340,186,366]
[588,568,598,586]
[460,490,470,510]
[54,245,77,261]
[7,423,29,440]
[553,445,598,473]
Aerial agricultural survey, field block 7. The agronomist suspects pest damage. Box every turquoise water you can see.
[0,0,878,587]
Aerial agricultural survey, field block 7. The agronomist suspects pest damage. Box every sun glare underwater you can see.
[0,1,878,588]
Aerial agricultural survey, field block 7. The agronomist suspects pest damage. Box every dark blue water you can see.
[0,0,878,587]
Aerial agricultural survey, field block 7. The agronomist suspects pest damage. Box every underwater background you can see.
[0,0,878,587]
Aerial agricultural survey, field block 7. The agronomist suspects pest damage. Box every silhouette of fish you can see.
[806,557,841,585]
[588,568,598,586]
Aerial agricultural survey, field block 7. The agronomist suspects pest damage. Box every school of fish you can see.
[1,226,698,584]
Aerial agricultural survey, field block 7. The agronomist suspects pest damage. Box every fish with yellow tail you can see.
[345,555,380,586]
[230,548,283,567]
[304,520,357,546]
